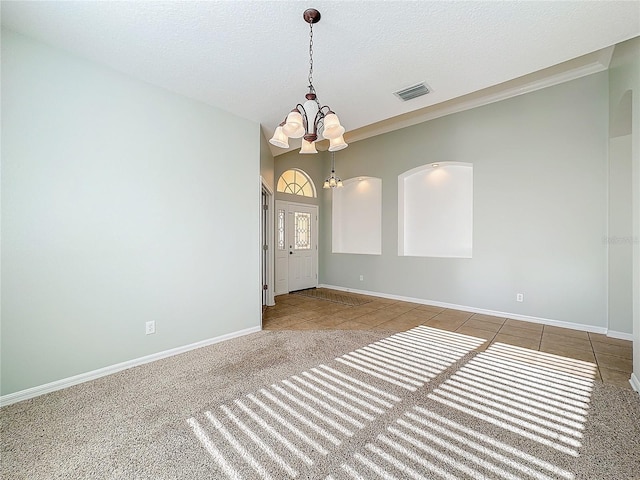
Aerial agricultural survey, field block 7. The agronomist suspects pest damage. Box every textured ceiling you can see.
[2,1,639,155]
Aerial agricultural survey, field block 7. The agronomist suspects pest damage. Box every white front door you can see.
[275,201,318,294]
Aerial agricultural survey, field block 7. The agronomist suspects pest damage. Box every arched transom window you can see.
[277,169,317,198]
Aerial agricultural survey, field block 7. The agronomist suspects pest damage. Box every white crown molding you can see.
[1,326,262,407]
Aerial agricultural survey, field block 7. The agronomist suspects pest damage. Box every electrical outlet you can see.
[516,293,524,303]
[359,275,364,281]
[145,321,156,335]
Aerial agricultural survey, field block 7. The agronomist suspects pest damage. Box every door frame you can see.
[274,200,319,295]
[260,177,275,308]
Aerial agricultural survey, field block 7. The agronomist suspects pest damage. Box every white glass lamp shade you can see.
[299,139,318,154]
[269,126,289,149]
[329,176,337,188]
[282,111,305,138]
[323,180,330,189]
[322,113,345,140]
[328,134,348,152]
[337,179,343,188]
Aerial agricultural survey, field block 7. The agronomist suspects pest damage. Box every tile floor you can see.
[263,289,634,389]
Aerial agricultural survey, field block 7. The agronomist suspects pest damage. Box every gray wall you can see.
[1,30,261,395]
[260,129,275,192]
[320,73,609,329]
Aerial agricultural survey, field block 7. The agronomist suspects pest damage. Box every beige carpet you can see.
[2,327,639,479]
[292,288,373,306]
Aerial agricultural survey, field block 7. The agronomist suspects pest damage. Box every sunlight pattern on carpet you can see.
[335,343,596,480]
[187,329,598,479]
[187,326,483,478]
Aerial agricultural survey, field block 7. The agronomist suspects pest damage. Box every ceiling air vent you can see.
[393,82,431,101]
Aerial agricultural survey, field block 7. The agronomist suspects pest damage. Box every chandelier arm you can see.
[292,103,309,131]
[314,105,332,131]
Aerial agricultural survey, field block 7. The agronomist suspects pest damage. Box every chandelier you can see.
[269,8,348,154]
[323,152,343,189]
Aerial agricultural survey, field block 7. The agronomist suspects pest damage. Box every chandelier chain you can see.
[308,22,314,91]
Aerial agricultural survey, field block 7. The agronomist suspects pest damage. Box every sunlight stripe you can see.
[472,354,594,393]
[283,379,367,427]
[461,364,591,409]
[391,422,522,480]
[341,353,424,385]
[335,357,417,391]
[412,407,574,478]
[435,386,583,446]
[381,338,470,364]
[482,352,596,389]
[263,385,353,438]
[235,399,314,466]
[350,350,433,382]
[317,365,401,402]
[472,355,594,395]
[360,345,443,376]
[428,393,579,456]
[455,371,588,420]
[381,336,464,362]
[368,341,452,371]
[406,411,572,480]
[301,371,385,414]
[186,418,241,479]
[488,344,597,374]
[205,411,273,480]
[220,405,297,477]
[311,367,395,408]
[354,450,403,480]
[447,377,585,429]
[376,338,455,366]
[342,463,367,480]
[256,389,340,447]
[372,437,453,480]
[290,375,376,420]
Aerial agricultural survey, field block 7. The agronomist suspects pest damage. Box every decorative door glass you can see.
[294,212,312,250]
[277,209,286,250]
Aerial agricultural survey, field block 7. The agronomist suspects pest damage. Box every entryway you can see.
[274,201,318,294]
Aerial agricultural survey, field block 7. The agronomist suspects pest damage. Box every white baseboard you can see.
[604,330,634,341]
[0,326,262,407]
[630,373,640,394]
[319,284,608,335]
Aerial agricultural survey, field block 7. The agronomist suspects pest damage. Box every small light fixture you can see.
[323,152,343,189]
[431,163,439,168]
[269,9,347,154]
